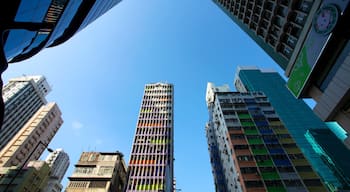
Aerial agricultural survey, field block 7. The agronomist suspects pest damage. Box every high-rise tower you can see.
[126,83,174,192]
[0,102,63,167]
[234,67,350,190]
[44,148,70,192]
[65,151,127,192]
[206,82,327,192]
[1,75,50,150]
[213,0,350,134]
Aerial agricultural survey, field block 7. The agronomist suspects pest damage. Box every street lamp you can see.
[3,140,53,192]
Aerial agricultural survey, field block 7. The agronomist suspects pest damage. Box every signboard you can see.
[287,1,350,97]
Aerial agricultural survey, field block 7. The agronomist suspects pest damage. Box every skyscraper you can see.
[0,102,63,167]
[234,67,348,190]
[44,148,70,192]
[1,0,122,63]
[65,151,127,192]
[125,83,174,192]
[0,0,122,126]
[1,75,50,150]
[213,0,350,133]
[206,82,327,192]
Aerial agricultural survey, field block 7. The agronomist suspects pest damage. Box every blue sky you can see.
[3,0,285,191]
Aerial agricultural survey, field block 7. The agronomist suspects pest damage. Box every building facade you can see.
[65,151,127,192]
[234,67,347,190]
[1,0,121,64]
[0,102,63,167]
[206,82,327,192]
[125,83,174,192]
[1,75,50,150]
[0,160,51,192]
[213,0,350,134]
[44,148,70,192]
[0,0,122,126]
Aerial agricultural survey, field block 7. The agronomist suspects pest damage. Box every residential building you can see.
[0,102,63,167]
[234,66,349,190]
[125,83,174,192]
[0,160,51,192]
[65,151,127,192]
[44,148,70,192]
[206,82,327,192]
[1,75,50,150]
[213,0,350,133]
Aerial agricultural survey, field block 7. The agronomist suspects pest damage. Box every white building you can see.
[44,148,70,192]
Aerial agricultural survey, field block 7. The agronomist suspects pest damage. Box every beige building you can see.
[0,102,63,167]
[65,151,127,192]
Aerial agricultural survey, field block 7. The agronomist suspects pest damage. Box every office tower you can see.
[126,83,174,192]
[234,67,348,190]
[213,0,350,133]
[0,102,63,167]
[65,151,127,192]
[44,148,70,192]
[1,75,50,150]
[0,0,122,126]
[0,160,51,192]
[206,83,327,192]
[1,0,121,64]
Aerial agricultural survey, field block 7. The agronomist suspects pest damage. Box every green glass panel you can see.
[241,121,255,127]
[248,138,263,145]
[262,171,280,180]
[267,186,286,192]
[244,129,259,135]
[252,148,268,155]
[257,159,273,167]
[238,113,251,119]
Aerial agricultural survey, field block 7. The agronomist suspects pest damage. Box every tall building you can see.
[65,151,127,192]
[234,67,349,190]
[206,82,327,192]
[1,75,50,150]
[0,102,63,167]
[0,160,51,192]
[213,0,350,133]
[0,0,122,126]
[125,83,174,192]
[1,0,121,64]
[44,148,70,192]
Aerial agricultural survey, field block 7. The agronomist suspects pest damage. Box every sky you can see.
[3,0,286,191]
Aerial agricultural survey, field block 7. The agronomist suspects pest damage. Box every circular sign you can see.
[313,4,339,35]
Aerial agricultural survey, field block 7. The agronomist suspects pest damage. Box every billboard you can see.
[287,1,349,97]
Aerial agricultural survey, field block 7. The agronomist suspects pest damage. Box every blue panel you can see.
[268,148,285,154]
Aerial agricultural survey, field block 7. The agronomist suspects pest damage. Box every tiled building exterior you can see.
[206,83,326,192]
[234,67,344,190]
[126,83,174,192]
[0,102,63,167]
